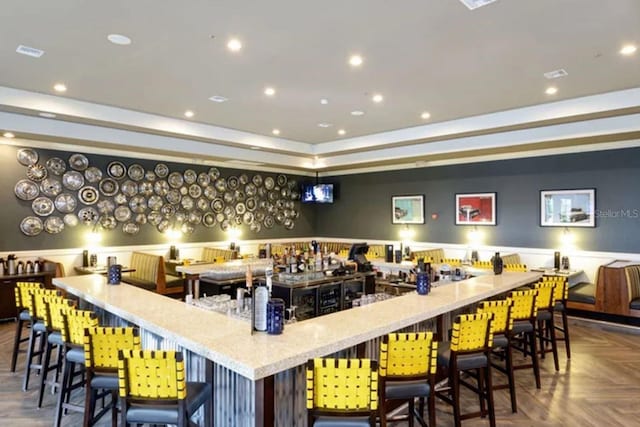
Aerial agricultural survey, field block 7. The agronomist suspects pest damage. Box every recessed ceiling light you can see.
[349,55,363,67]
[272,129,280,135]
[421,112,431,120]
[544,69,568,79]
[338,129,346,136]
[107,34,132,45]
[39,112,57,118]
[318,123,332,128]
[372,94,384,103]
[53,83,67,93]
[16,45,44,58]
[264,87,276,96]
[459,0,497,10]
[545,86,558,95]
[320,98,329,105]
[208,95,229,103]
[184,110,195,118]
[620,44,637,55]
[350,110,365,116]
[227,38,242,52]
[3,132,15,138]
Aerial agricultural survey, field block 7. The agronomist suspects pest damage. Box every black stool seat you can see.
[385,380,431,400]
[438,342,488,371]
[126,382,212,425]
[313,417,373,427]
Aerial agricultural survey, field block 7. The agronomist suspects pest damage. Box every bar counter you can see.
[54,271,540,426]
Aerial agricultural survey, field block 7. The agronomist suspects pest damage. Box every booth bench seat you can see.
[122,252,183,297]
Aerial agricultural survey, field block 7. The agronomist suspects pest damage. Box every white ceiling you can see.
[1,0,640,174]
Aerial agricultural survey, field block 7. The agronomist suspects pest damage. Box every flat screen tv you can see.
[301,183,334,203]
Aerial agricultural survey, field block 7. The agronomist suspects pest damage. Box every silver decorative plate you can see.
[84,166,103,183]
[264,176,275,190]
[15,179,40,200]
[44,216,64,234]
[127,164,145,181]
[97,199,115,214]
[114,205,132,222]
[121,180,138,197]
[168,172,184,188]
[78,207,99,225]
[63,213,79,227]
[17,148,39,166]
[154,180,169,196]
[122,222,140,235]
[154,163,169,178]
[208,167,220,180]
[62,170,84,190]
[98,178,119,196]
[27,164,48,181]
[32,196,54,216]
[69,154,89,171]
[197,172,210,186]
[107,161,127,179]
[78,186,99,205]
[20,216,44,236]
[54,193,77,213]
[184,169,197,185]
[46,157,67,176]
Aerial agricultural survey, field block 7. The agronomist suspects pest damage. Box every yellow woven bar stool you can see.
[54,308,99,427]
[117,349,212,427]
[11,282,43,373]
[23,287,60,392]
[36,294,75,408]
[435,313,496,427]
[533,281,560,371]
[477,299,517,413]
[378,331,437,427]
[83,327,141,427]
[306,357,379,427]
[508,289,541,389]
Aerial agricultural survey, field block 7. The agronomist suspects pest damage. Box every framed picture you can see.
[455,192,497,225]
[392,195,425,224]
[540,188,596,227]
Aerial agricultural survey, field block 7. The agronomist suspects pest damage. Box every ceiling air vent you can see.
[459,0,498,10]
[16,45,45,58]
[544,69,569,79]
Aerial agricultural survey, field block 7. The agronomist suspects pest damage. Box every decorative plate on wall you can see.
[145,170,157,181]
[26,164,48,181]
[96,199,115,214]
[227,176,239,190]
[63,213,79,227]
[122,222,140,235]
[168,172,184,188]
[100,215,117,230]
[107,161,127,179]
[154,163,169,178]
[45,157,66,176]
[127,164,145,181]
[54,193,77,213]
[203,186,217,200]
[15,179,40,200]
[165,189,181,205]
[62,171,84,190]
[138,181,154,196]
[208,167,220,180]
[17,149,39,166]
[197,172,210,186]
[20,216,44,236]
[153,180,169,196]
[184,169,197,185]
[69,154,89,171]
[78,186,99,205]
[202,212,216,227]
[114,205,132,222]
[121,180,138,197]
[44,216,65,234]
[114,193,128,205]
[252,174,263,187]
[32,196,54,216]
[84,166,103,183]
[98,178,119,196]
[78,207,99,225]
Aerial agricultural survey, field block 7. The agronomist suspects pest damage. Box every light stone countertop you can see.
[54,271,540,381]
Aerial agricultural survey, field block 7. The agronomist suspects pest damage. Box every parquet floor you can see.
[1,317,639,426]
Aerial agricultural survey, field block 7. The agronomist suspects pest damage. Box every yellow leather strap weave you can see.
[509,289,538,320]
[118,350,185,400]
[477,299,513,334]
[61,309,98,345]
[533,282,556,310]
[84,327,141,369]
[379,332,437,376]
[450,313,493,352]
[16,282,44,314]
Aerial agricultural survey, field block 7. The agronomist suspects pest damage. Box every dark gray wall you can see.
[0,145,315,251]
[316,148,640,253]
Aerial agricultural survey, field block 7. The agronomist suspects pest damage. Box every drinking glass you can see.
[286,305,298,324]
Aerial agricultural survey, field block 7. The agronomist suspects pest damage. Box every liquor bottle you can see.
[492,252,503,275]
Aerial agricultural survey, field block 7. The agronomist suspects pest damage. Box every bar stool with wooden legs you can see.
[54,309,99,427]
[36,294,75,408]
[477,299,517,413]
[508,289,541,389]
[83,327,141,427]
[534,281,560,371]
[306,357,379,427]
[435,313,496,427]
[545,276,571,359]
[22,287,61,392]
[11,282,43,373]
[117,349,212,427]
[378,331,437,427]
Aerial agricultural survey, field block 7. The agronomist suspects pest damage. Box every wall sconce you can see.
[467,226,483,246]
[560,227,576,251]
[398,224,415,241]
[85,221,103,251]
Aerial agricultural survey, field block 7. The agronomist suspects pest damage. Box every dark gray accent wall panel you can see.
[316,148,640,253]
[0,145,315,251]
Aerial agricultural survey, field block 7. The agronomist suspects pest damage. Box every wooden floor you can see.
[1,317,640,426]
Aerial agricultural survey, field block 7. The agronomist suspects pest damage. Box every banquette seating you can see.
[200,247,237,263]
[121,252,183,297]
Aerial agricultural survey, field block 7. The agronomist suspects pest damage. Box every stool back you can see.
[477,299,513,335]
[509,289,538,321]
[46,297,75,332]
[379,332,437,379]
[118,350,186,402]
[60,309,98,346]
[16,282,44,314]
[84,327,141,372]
[306,358,378,421]
[533,282,556,311]
[546,277,568,303]
[31,289,61,326]
[451,313,494,353]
